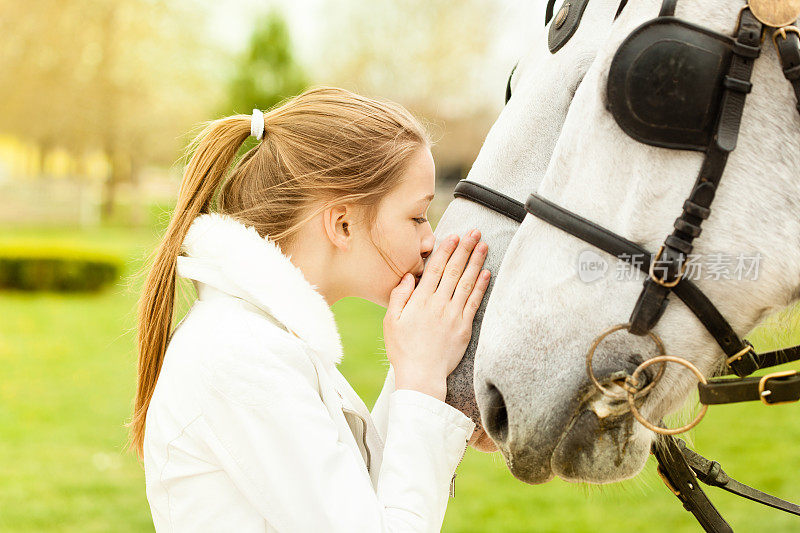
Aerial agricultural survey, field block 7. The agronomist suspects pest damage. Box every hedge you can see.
[0,242,123,292]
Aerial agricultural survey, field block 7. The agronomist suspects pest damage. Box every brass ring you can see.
[625,355,708,435]
[585,323,666,400]
[648,246,687,288]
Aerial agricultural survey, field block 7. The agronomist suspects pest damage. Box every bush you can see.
[0,243,123,292]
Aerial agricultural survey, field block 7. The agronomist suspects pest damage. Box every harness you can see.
[454,1,800,530]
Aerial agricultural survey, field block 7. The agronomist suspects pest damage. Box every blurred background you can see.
[1,0,798,531]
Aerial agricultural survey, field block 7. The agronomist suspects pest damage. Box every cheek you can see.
[389,226,421,268]
[366,218,420,276]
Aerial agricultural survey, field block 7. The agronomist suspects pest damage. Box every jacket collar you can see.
[175,212,343,369]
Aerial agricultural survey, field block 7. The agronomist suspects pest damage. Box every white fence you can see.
[1,180,101,226]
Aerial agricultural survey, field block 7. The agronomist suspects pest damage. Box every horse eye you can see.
[505,62,519,105]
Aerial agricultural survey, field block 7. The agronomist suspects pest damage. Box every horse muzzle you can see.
[477,349,661,484]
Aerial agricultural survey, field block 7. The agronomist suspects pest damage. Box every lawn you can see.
[0,224,798,532]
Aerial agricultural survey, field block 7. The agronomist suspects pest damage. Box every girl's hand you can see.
[383,229,490,401]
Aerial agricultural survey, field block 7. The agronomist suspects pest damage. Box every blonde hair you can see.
[129,86,430,456]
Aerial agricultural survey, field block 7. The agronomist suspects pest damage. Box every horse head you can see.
[430,0,624,451]
[474,0,800,482]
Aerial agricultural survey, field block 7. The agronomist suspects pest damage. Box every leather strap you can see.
[526,193,751,371]
[699,371,800,405]
[659,0,678,17]
[453,180,527,223]
[549,0,592,54]
[676,438,800,516]
[545,0,557,26]
[652,437,732,532]
[775,26,800,116]
[505,62,518,105]
[655,437,800,532]
[525,193,800,377]
[614,0,629,20]
[628,9,763,339]
[743,344,800,371]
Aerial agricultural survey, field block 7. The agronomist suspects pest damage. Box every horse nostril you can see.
[483,381,509,444]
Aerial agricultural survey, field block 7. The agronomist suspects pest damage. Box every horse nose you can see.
[482,380,509,445]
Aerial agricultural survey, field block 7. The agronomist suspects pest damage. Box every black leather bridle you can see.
[455,0,800,530]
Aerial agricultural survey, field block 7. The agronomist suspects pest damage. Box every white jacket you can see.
[143,213,475,533]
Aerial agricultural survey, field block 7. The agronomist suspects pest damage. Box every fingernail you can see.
[449,235,459,244]
[481,270,491,279]
[470,229,480,239]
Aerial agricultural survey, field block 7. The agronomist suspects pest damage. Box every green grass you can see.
[0,224,798,532]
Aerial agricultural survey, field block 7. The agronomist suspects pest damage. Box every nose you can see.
[420,231,434,259]
[482,380,509,445]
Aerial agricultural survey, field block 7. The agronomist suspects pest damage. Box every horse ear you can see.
[505,62,518,105]
[545,0,556,25]
[614,0,629,20]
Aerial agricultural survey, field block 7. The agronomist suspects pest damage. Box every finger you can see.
[416,234,459,294]
[450,241,488,309]
[462,269,491,323]
[386,273,415,319]
[435,229,481,299]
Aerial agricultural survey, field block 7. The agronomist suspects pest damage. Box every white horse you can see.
[474,0,800,484]
[423,0,625,452]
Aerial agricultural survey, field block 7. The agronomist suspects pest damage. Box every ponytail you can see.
[128,115,254,457]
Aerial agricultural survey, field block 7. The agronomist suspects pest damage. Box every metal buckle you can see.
[656,465,681,497]
[758,370,799,406]
[648,246,687,288]
[772,26,800,53]
[725,342,755,366]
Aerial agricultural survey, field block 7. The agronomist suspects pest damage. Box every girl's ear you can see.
[322,204,351,251]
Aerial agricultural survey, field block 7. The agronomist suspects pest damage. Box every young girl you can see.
[130,87,490,532]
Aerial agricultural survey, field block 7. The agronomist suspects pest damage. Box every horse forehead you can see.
[485,0,623,172]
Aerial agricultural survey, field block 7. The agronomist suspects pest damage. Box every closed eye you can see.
[413,217,428,224]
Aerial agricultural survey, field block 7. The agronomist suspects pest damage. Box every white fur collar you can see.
[175,212,343,368]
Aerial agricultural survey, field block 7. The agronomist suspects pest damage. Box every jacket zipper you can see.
[449,440,468,498]
[346,403,463,497]
[342,407,371,472]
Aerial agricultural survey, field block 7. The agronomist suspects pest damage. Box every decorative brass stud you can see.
[554,3,570,29]
[748,0,800,28]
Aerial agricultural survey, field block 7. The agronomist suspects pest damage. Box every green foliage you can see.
[225,10,308,116]
[0,242,122,292]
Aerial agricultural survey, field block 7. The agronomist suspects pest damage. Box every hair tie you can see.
[250,108,265,141]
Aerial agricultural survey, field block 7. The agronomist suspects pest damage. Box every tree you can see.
[0,0,228,218]
[224,10,308,116]
[312,0,498,120]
